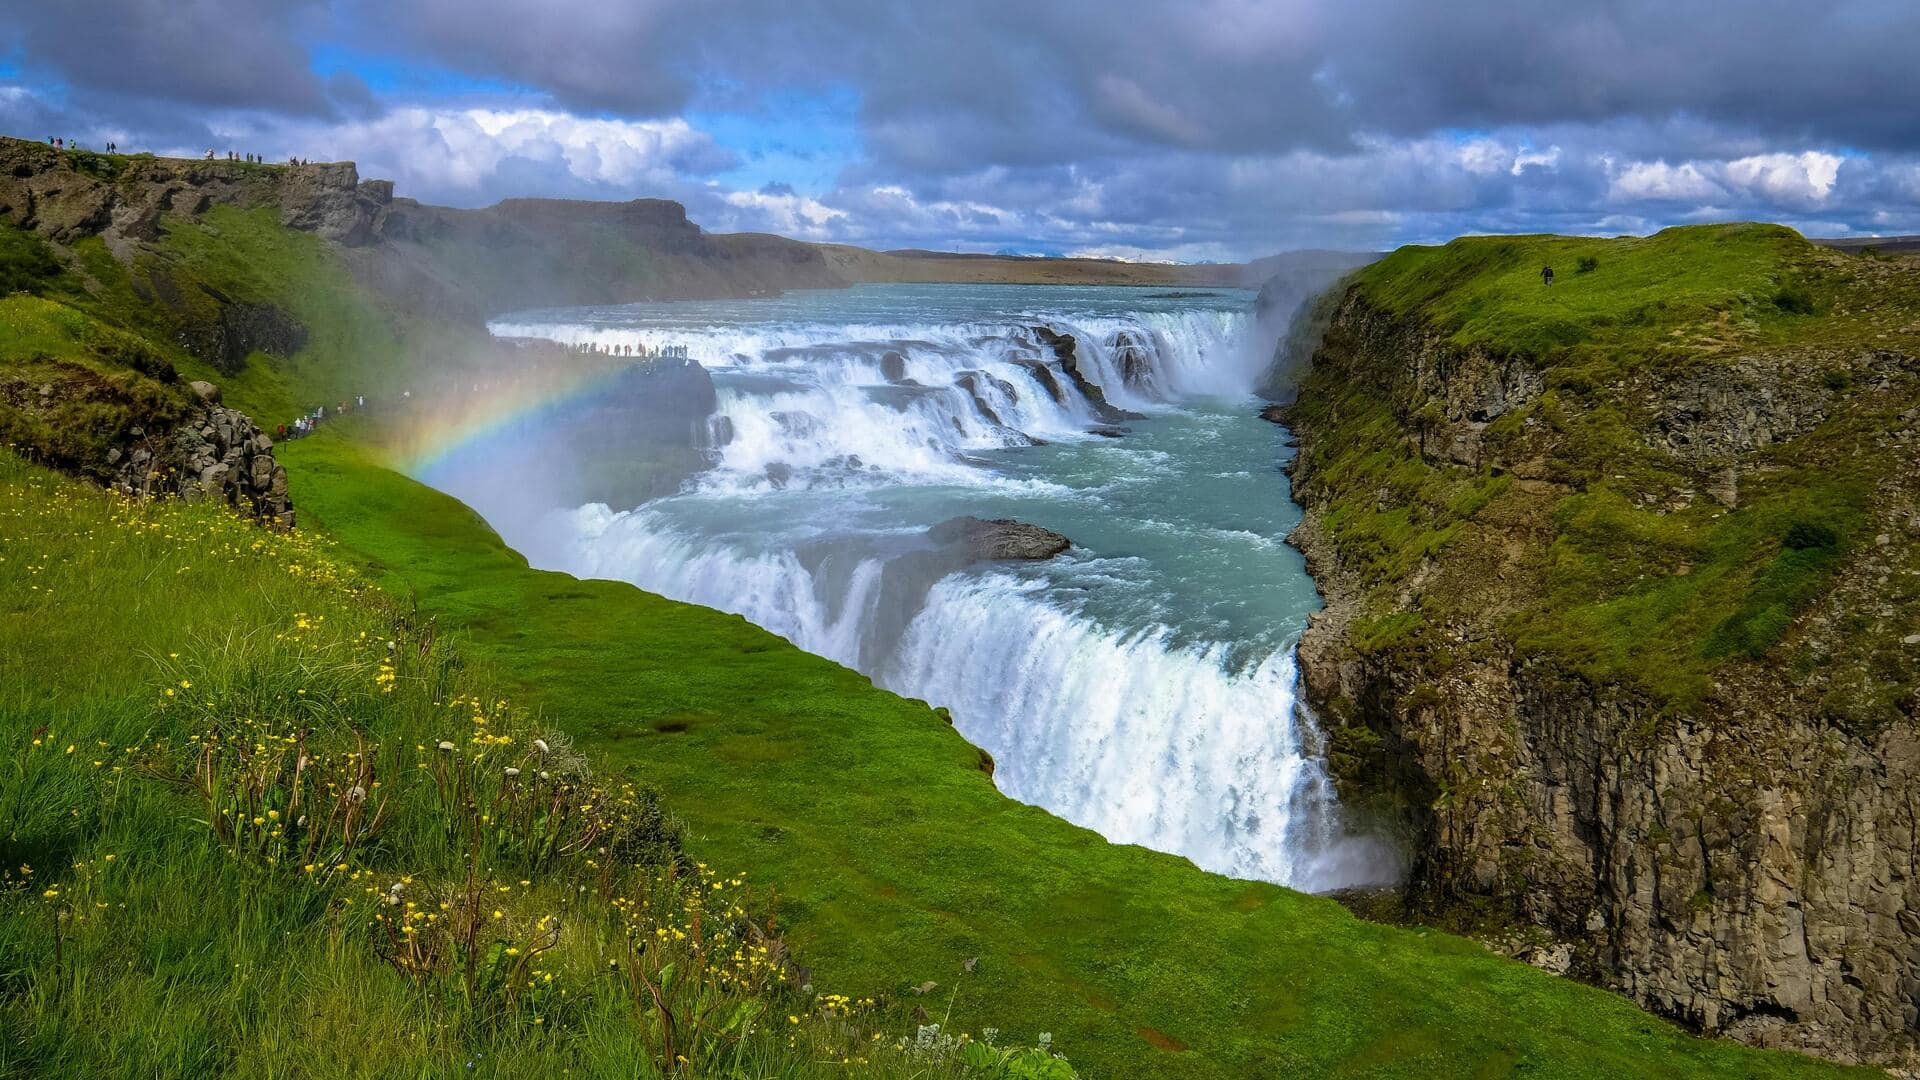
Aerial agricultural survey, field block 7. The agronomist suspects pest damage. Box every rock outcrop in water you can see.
[1284,226,1920,1066]
[929,516,1072,561]
[1030,326,1145,424]
[1106,329,1158,392]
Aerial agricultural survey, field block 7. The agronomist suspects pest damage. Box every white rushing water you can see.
[443,284,1394,891]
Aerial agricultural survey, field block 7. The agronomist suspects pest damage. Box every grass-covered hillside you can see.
[1292,224,1920,722]
[0,203,422,461]
[0,453,1076,1079]
[0,161,1884,1076]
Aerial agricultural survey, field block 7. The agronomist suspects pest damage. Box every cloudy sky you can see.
[3,1,1918,260]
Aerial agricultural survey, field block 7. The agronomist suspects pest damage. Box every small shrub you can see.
[1773,284,1817,315]
[1575,256,1599,274]
[1822,368,1851,392]
[1782,521,1840,551]
[0,227,66,296]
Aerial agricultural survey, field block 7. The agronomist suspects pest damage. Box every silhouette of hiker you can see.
[1542,265,1555,286]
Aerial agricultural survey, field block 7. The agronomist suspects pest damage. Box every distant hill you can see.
[819,244,1251,287]
[1813,234,1920,254]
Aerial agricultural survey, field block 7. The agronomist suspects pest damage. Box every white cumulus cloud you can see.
[1722,151,1842,203]
[1608,159,1723,202]
[223,106,735,206]
[715,188,848,239]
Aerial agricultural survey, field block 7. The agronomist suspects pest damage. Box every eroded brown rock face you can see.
[1288,289,1920,1065]
[0,141,392,250]
[1296,607,1920,1061]
[1030,326,1145,424]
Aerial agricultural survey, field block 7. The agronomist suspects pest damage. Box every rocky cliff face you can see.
[0,141,392,251]
[1287,278,1920,1065]
[110,381,293,526]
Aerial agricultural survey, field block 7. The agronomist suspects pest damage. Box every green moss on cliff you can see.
[1352,223,1879,367]
[1296,223,1920,715]
[3,204,428,465]
[0,292,196,474]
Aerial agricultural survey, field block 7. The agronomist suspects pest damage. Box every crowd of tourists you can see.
[277,393,397,441]
[43,136,319,166]
[206,149,316,165]
[47,136,118,153]
[570,342,690,358]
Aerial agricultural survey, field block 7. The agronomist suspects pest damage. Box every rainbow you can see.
[388,360,644,479]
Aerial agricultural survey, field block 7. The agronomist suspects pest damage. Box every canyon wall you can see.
[1286,256,1920,1065]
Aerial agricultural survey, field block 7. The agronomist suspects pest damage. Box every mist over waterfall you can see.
[443,283,1396,891]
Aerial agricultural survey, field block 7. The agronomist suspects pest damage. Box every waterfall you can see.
[458,287,1395,892]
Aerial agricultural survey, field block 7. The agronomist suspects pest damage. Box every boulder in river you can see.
[928,516,1071,561]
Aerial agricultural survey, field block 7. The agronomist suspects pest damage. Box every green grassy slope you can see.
[1349,224,1820,361]
[270,430,1867,1079]
[2,204,465,449]
[1291,224,1920,718]
[0,453,1078,1079]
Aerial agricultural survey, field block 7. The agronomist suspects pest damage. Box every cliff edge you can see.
[1285,223,1920,1064]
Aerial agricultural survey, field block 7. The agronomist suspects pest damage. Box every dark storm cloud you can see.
[5,0,1920,254]
[324,0,1920,168]
[0,0,334,115]
[15,0,1920,165]
[350,0,691,115]
[1323,1,1920,150]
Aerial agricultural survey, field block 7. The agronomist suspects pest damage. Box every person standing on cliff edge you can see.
[1542,264,1555,285]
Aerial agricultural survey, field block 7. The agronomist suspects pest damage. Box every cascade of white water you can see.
[471,292,1397,892]
[890,572,1329,882]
